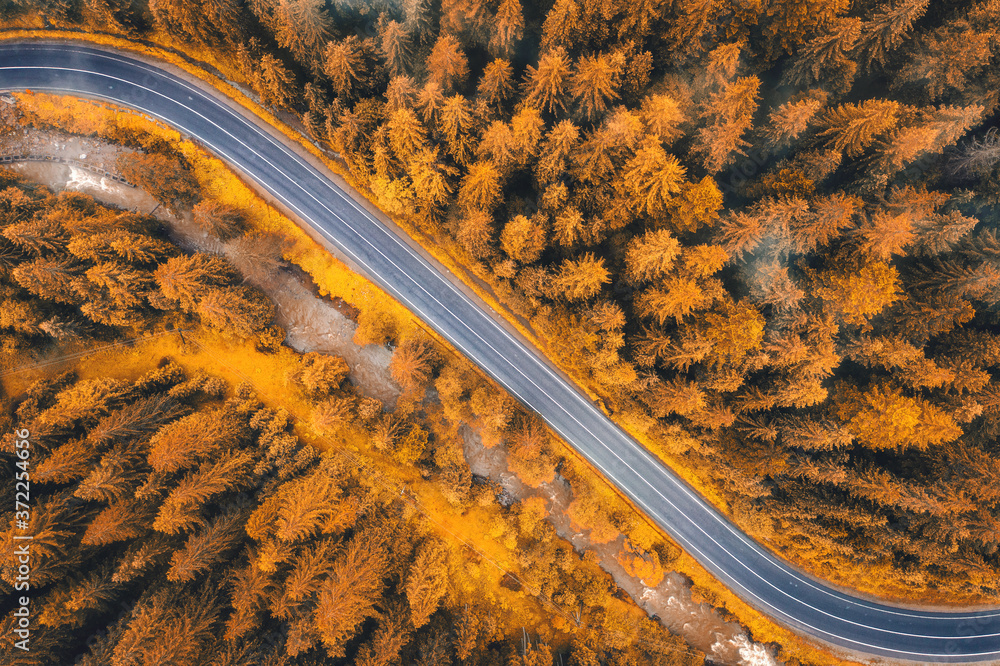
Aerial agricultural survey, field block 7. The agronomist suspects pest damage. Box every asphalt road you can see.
[1,43,998,663]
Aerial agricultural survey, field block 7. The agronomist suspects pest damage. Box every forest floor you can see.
[3,127,779,666]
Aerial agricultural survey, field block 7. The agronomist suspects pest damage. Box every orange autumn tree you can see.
[833,381,962,451]
[810,251,902,326]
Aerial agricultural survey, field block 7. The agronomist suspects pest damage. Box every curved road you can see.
[1,44,998,663]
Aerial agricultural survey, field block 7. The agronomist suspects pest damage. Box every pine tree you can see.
[224,557,274,640]
[693,76,761,172]
[147,411,232,473]
[783,18,861,91]
[780,417,853,451]
[834,381,961,451]
[405,539,450,629]
[857,211,915,259]
[524,48,572,114]
[0,185,39,223]
[643,376,704,417]
[167,505,245,582]
[426,33,469,91]
[379,19,413,77]
[387,107,428,163]
[854,0,930,67]
[552,206,587,247]
[35,439,94,485]
[819,99,902,157]
[761,0,850,55]
[409,147,457,209]
[640,93,685,144]
[794,192,859,253]
[477,58,515,109]
[417,80,446,123]
[81,500,146,545]
[490,0,524,57]
[811,252,902,326]
[12,256,82,305]
[192,201,244,240]
[288,351,350,396]
[764,95,826,150]
[510,107,545,164]
[540,0,581,52]
[439,94,475,164]
[947,128,1000,179]
[897,21,992,101]
[3,217,68,255]
[116,153,199,212]
[154,253,235,310]
[873,105,984,177]
[39,565,118,629]
[501,214,547,264]
[355,601,414,666]
[273,538,336,619]
[703,300,766,365]
[390,335,439,394]
[324,36,365,98]
[624,136,686,218]
[257,52,297,107]
[551,253,610,301]
[570,52,621,120]
[274,470,346,542]
[625,228,680,283]
[154,451,254,534]
[314,529,388,658]
[73,444,143,503]
[667,176,723,233]
[459,161,503,212]
[636,275,717,324]
[536,120,580,184]
[271,0,331,67]
[195,285,274,337]
[665,0,715,51]
[385,75,418,112]
[111,588,218,666]
[910,258,1000,301]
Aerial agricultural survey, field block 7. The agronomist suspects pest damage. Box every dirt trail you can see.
[7,128,777,665]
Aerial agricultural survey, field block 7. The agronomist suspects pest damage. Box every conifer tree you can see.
[477,58,515,109]
[640,93,685,144]
[570,52,621,120]
[625,229,681,283]
[551,253,610,301]
[624,136,686,218]
[405,539,450,628]
[192,201,244,240]
[490,0,524,57]
[379,19,413,77]
[167,505,245,582]
[525,48,572,114]
[501,214,547,264]
[459,161,503,212]
[855,0,930,67]
[783,18,861,90]
[324,36,365,98]
[819,99,902,157]
[314,529,388,657]
[426,34,469,91]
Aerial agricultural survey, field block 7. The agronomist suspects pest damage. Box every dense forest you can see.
[0,179,704,665]
[2,0,1000,622]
